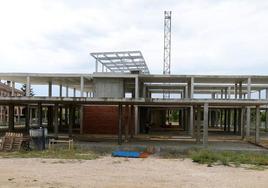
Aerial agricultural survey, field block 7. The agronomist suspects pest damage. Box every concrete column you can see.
[25,105,30,131]
[95,60,98,72]
[239,81,242,99]
[38,103,42,127]
[247,77,251,99]
[241,107,245,139]
[8,104,14,131]
[196,105,201,143]
[246,107,251,137]
[53,104,59,137]
[266,89,268,132]
[203,103,209,146]
[80,76,84,97]
[185,86,188,99]
[189,106,194,137]
[80,106,83,134]
[11,81,15,96]
[188,77,194,99]
[66,86,69,97]
[118,104,123,145]
[135,76,139,98]
[255,105,260,144]
[134,76,139,135]
[69,106,74,136]
[235,83,238,99]
[59,85,62,97]
[259,90,261,99]
[26,76,30,97]
[48,81,52,97]
[0,106,3,123]
[227,86,231,99]
[73,88,76,97]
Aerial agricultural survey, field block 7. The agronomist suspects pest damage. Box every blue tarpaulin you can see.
[112,151,141,158]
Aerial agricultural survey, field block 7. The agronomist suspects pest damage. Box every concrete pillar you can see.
[227,86,231,99]
[11,81,15,96]
[266,89,268,132]
[188,77,194,99]
[0,106,3,123]
[95,60,98,72]
[234,83,237,99]
[66,86,69,97]
[53,104,58,136]
[26,76,30,96]
[118,104,123,145]
[189,106,194,137]
[255,105,260,144]
[8,104,14,131]
[247,77,251,99]
[246,107,251,137]
[80,76,84,97]
[59,85,62,97]
[239,81,242,99]
[80,106,83,134]
[25,105,30,131]
[241,107,245,139]
[73,88,76,97]
[203,103,209,146]
[196,105,201,143]
[38,103,42,127]
[69,106,74,136]
[134,76,139,135]
[48,81,52,97]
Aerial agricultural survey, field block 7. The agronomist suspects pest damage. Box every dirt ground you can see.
[0,156,268,188]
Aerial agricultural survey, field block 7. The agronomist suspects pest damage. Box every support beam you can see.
[53,104,58,136]
[80,76,84,97]
[48,81,52,97]
[247,77,251,99]
[188,77,194,99]
[38,103,42,127]
[118,104,123,145]
[8,104,14,131]
[80,106,83,134]
[255,105,260,144]
[189,106,194,137]
[26,76,30,97]
[73,88,76,97]
[59,85,62,97]
[11,81,15,96]
[241,107,245,139]
[203,103,208,146]
[196,105,201,143]
[246,107,251,138]
[66,86,69,97]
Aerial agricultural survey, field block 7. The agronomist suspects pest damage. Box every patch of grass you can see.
[159,148,268,169]
[189,149,268,168]
[0,148,103,160]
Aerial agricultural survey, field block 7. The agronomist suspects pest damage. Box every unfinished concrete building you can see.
[0,51,267,146]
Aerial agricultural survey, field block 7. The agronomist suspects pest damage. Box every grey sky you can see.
[1,0,268,75]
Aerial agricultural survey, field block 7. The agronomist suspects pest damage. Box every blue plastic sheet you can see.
[112,151,141,158]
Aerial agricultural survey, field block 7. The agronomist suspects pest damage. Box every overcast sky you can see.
[1,0,268,75]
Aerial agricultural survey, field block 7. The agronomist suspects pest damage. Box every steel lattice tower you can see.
[163,11,171,75]
[163,11,171,99]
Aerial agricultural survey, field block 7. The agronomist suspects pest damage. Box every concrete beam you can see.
[189,106,194,137]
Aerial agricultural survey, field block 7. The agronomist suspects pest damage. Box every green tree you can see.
[21,84,34,96]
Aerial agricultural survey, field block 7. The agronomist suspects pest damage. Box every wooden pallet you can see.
[0,132,25,152]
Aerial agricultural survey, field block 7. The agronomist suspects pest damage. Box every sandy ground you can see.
[0,157,268,188]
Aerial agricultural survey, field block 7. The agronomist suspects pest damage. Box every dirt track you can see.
[0,156,268,188]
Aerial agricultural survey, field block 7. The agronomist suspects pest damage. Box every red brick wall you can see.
[83,105,134,135]
[83,106,118,134]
